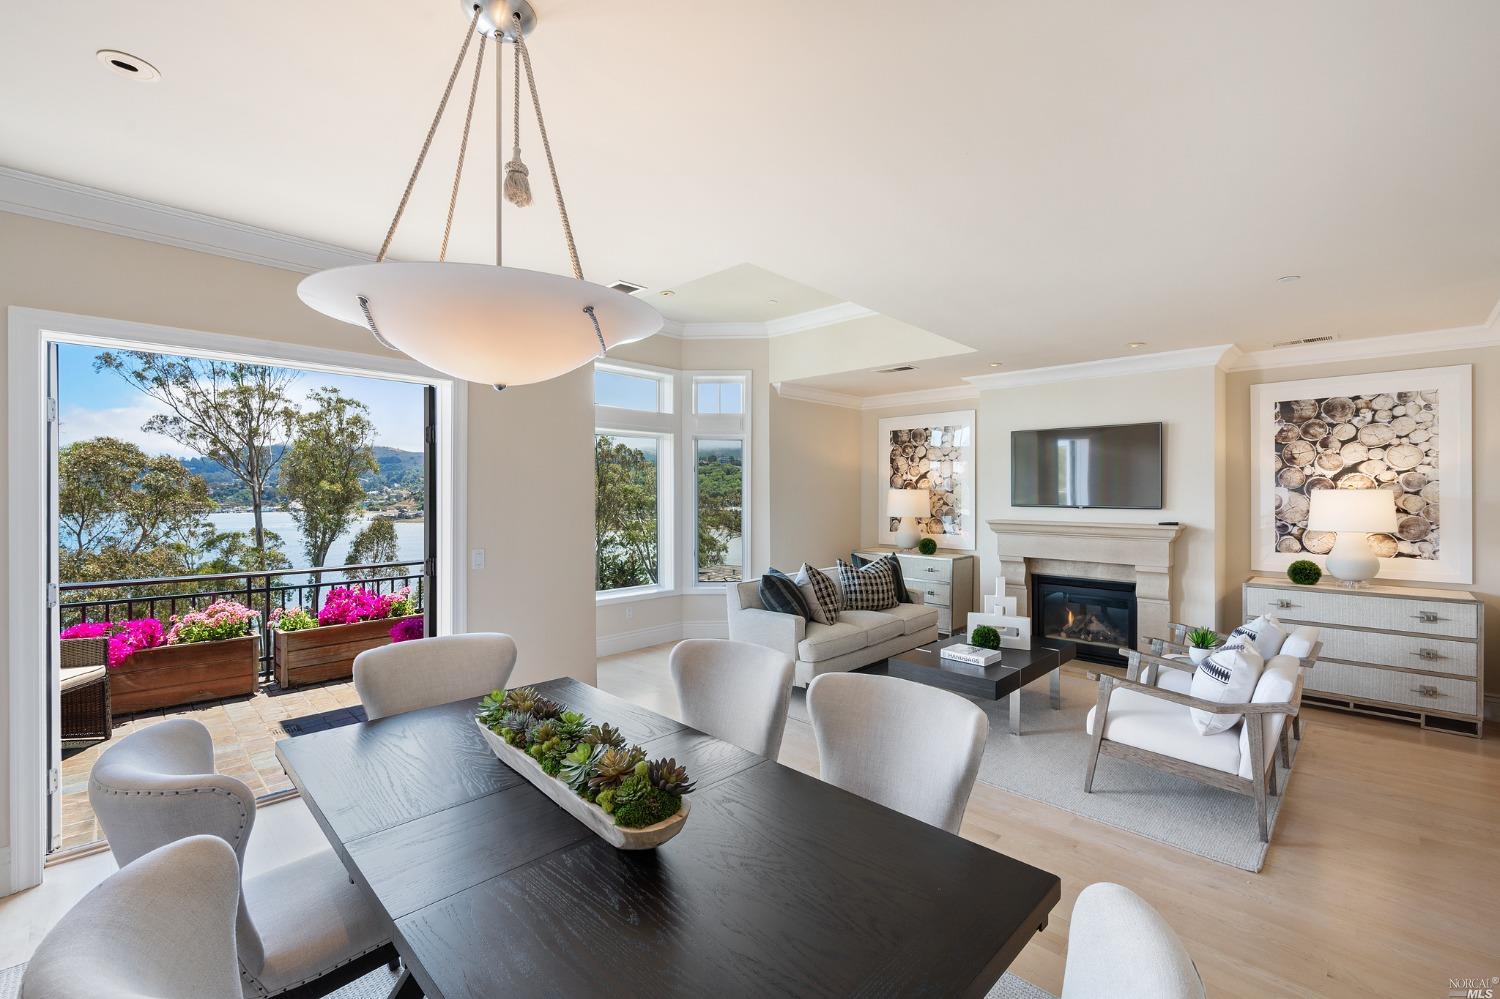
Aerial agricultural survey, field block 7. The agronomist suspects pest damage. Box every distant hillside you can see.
[181,446,424,506]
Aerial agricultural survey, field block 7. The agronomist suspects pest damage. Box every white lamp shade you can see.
[888,488,930,518]
[298,262,663,387]
[1306,488,1398,533]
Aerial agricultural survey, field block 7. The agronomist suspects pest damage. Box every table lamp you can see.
[1306,488,1398,587]
[888,488,930,549]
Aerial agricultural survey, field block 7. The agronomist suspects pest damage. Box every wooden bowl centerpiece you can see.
[474,687,693,850]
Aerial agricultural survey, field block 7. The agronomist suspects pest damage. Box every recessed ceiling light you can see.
[659,289,675,297]
[1127,341,1147,349]
[988,362,1004,368]
[97,49,161,81]
[767,298,780,305]
[1277,275,1301,283]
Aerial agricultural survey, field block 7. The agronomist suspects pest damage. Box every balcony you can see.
[55,560,426,854]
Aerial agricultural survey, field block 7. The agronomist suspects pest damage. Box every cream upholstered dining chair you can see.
[22,836,244,999]
[806,672,988,834]
[1059,883,1205,999]
[669,639,795,758]
[89,719,392,998]
[354,632,517,720]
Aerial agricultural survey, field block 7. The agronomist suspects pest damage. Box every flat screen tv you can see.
[1011,422,1163,510]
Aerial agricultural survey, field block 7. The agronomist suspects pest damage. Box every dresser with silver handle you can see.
[856,547,976,637]
[1243,576,1484,738]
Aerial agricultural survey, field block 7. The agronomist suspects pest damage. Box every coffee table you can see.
[865,635,1078,735]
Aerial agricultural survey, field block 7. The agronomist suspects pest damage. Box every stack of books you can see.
[940,643,1002,667]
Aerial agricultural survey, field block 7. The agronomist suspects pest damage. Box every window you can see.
[594,363,749,598]
[594,433,664,591]
[694,439,744,582]
[595,366,669,412]
[694,377,743,414]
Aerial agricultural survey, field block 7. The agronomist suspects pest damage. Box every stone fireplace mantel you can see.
[986,519,1185,651]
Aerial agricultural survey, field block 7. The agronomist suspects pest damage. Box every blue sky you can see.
[57,344,428,455]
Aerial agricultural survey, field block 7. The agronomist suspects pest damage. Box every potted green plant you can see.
[1185,626,1222,665]
[272,586,422,689]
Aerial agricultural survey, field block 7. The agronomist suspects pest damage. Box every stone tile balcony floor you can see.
[58,678,366,854]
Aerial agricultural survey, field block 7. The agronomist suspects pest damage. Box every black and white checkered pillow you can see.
[851,552,911,603]
[796,563,841,624]
[835,558,899,611]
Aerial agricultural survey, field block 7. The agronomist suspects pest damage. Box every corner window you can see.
[594,433,665,592]
[694,377,744,414]
[694,439,744,582]
[595,365,670,413]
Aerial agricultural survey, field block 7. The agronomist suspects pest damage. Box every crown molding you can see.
[773,380,979,411]
[772,382,863,409]
[0,166,372,274]
[964,344,1239,390]
[857,383,979,411]
[656,302,876,341]
[1228,320,1500,371]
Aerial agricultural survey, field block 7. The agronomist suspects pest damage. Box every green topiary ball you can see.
[1287,559,1322,586]
[917,537,938,556]
[970,624,1001,650]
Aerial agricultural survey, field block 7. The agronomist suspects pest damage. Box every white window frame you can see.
[593,363,752,604]
[684,372,751,592]
[594,360,677,603]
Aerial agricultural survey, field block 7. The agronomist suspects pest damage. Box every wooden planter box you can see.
[274,615,422,689]
[110,635,259,715]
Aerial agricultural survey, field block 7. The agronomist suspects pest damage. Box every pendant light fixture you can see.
[298,0,662,389]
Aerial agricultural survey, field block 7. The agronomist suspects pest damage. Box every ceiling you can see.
[648,263,839,324]
[5,0,1500,386]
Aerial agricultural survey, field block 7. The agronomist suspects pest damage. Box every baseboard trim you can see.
[596,620,729,657]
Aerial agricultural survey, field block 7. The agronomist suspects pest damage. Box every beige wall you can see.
[861,368,1225,628]
[769,394,863,569]
[0,212,598,866]
[1225,347,1500,697]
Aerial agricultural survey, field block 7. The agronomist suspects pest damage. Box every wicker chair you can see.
[60,637,112,750]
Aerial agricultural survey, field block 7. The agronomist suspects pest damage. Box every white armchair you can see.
[22,836,244,999]
[89,718,394,997]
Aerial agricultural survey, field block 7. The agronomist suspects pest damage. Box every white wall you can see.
[860,368,1225,628]
[0,211,597,882]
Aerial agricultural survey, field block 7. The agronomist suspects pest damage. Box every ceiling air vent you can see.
[876,364,917,373]
[607,280,646,294]
[1271,335,1337,348]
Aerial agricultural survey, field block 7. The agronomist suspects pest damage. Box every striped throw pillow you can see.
[759,569,811,619]
[836,558,900,611]
[795,564,841,625]
[851,552,910,603]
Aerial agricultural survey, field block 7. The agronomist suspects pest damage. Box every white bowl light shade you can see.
[1306,488,1398,534]
[297,262,663,387]
[888,488,930,518]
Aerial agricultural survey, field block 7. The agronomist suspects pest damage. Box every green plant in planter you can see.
[970,625,1001,650]
[917,537,938,556]
[1186,626,1222,651]
[1287,559,1323,586]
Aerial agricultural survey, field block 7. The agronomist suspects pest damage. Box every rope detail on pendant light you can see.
[513,11,583,281]
[376,5,482,263]
[503,38,532,207]
[441,33,487,261]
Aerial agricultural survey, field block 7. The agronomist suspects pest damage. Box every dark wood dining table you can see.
[275,677,1061,998]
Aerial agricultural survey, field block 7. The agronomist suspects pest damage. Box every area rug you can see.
[0,961,397,998]
[790,678,1293,873]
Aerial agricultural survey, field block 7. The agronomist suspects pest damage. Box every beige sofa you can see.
[727,568,940,686]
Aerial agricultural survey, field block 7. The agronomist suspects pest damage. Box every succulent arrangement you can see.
[969,624,1000,650]
[477,687,694,829]
[917,537,939,556]
[1186,626,1223,651]
[1286,559,1323,586]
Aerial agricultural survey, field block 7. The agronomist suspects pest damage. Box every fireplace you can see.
[1031,575,1136,667]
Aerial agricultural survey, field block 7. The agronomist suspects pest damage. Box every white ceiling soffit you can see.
[657,302,878,340]
[775,381,978,412]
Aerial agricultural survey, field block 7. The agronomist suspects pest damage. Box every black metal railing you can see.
[59,560,426,681]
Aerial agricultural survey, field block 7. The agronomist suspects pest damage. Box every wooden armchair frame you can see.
[1085,648,1305,842]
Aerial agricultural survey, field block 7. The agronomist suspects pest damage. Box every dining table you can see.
[275,676,1061,998]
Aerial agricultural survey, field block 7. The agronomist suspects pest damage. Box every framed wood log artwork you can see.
[1250,364,1472,584]
[877,410,976,551]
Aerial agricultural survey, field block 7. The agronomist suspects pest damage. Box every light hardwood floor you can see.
[599,643,1500,999]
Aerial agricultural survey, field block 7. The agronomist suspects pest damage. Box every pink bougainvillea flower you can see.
[60,621,114,640]
[390,617,424,643]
